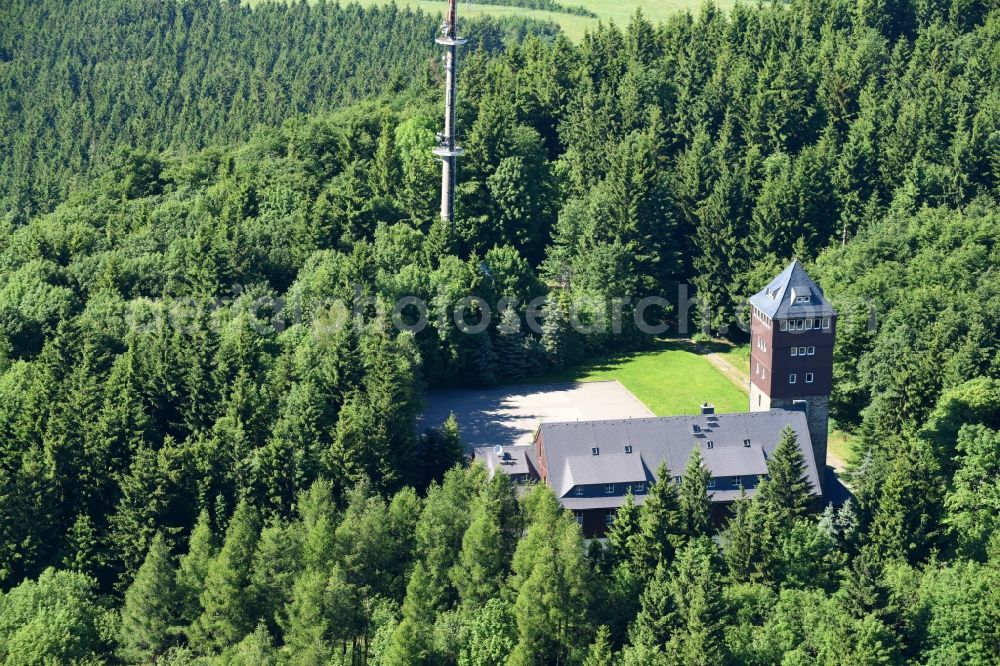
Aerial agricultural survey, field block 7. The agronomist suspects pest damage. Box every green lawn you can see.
[538,339,749,416]
[827,428,854,469]
[713,341,751,375]
[261,0,737,41]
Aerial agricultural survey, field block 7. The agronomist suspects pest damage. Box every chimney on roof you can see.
[701,402,715,415]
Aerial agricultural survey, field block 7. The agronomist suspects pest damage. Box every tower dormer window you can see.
[592,447,599,456]
[706,440,714,449]
[795,294,811,304]
[624,445,633,454]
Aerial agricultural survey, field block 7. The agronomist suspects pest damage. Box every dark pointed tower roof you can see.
[749,259,837,319]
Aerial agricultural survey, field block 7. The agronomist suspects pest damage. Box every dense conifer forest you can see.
[1,0,999,663]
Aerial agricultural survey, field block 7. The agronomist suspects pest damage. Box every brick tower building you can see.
[748,260,837,490]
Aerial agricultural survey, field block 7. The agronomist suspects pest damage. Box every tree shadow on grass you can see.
[530,337,703,384]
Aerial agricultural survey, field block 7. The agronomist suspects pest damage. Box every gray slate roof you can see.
[702,443,769,477]
[473,445,533,476]
[559,453,649,497]
[536,409,822,506]
[749,259,837,320]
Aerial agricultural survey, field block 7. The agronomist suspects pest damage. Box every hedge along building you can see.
[475,261,836,538]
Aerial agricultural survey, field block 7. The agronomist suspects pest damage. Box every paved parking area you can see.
[419,380,655,452]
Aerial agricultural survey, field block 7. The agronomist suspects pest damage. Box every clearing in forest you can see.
[322,0,738,41]
[421,339,750,451]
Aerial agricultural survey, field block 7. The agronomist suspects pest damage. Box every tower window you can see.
[707,478,716,489]
[791,348,798,357]
[605,510,615,524]
[635,482,646,493]
[576,512,583,526]
[733,476,743,488]
[808,346,815,356]
[822,317,831,329]
[806,373,815,383]
[575,486,583,496]
[799,346,807,355]
[780,320,788,331]
[814,318,821,329]
[805,318,813,330]
[789,373,797,384]
[796,319,805,331]
[604,484,615,494]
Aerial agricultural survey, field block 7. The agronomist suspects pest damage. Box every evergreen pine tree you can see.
[223,622,278,666]
[605,491,640,569]
[509,486,590,666]
[176,509,216,628]
[110,443,167,587]
[757,426,813,524]
[192,500,261,652]
[452,483,507,609]
[282,569,332,663]
[628,562,674,650]
[583,625,614,666]
[494,305,529,383]
[632,462,682,578]
[678,447,712,540]
[540,290,572,370]
[662,537,727,664]
[721,488,778,584]
[118,532,178,663]
[384,562,436,665]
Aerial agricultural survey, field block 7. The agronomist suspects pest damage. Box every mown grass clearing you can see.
[536,339,749,416]
[269,0,739,41]
[827,428,855,470]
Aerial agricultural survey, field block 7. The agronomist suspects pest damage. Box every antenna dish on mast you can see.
[434,0,465,225]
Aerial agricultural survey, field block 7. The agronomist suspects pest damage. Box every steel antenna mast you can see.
[433,0,466,225]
